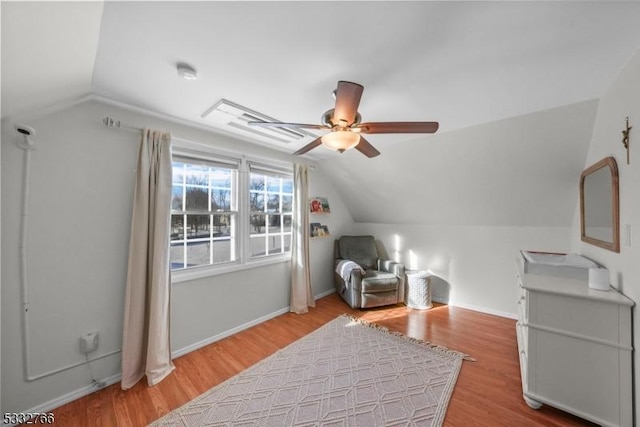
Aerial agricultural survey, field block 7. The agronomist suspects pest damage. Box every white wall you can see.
[2,100,135,413]
[318,99,598,317]
[308,169,354,297]
[319,100,598,226]
[570,48,640,415]
[351,223,571,316]
[0,98,353,414]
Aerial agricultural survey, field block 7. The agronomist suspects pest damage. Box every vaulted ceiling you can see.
[2,1,640,225]
[3,2,640,146]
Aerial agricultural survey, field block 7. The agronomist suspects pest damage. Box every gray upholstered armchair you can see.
[333,235,405,309]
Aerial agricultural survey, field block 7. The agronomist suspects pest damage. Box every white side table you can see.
[405,270,433,310]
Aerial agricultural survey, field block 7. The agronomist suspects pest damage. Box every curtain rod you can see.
[103,116,142,132]
[102,116,315,169]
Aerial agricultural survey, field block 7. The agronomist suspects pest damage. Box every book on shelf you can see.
[310,197,330,213]
[310,223,330,237]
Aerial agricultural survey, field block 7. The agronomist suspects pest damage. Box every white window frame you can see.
[248,162,294,260]
[170,154,239,270]
[170,138,293,284]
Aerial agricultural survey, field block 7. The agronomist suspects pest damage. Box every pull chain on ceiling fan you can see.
[248,81,439,158]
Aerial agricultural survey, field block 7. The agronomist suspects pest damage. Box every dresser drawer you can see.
[529,292,630,346]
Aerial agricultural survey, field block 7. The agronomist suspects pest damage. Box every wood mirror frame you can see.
[580,156,620,252]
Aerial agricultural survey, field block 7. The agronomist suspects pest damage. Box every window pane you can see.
[283,233,291,252]
[172,186,183,210]
[249,171,292,259]
[171,215,184,239]
[211,168,232,188]
[170,242,185,270]
[267,194,280,213]
[266,176,280,192]
[172,163,185,184]
[250,174,265,191]
[185,164,208,185]
[211,189,231,211]
[251,236,266,257]
[267,214,282,234]
[250,214,265,235]
[268,235,283,254]
[282,179,293,194]
[212,214,231,237]
[186,241,210,268]
[171,156,239,271]
[283,214,292,232]
[250,192,264,211]
[211,239,232,264]
[186,214,210,239]
[185,187,209,211]
[282,195,292,213]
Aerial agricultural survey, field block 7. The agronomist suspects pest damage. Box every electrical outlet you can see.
[79,331,99,354]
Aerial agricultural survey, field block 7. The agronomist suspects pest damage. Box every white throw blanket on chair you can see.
[335,260,365,284]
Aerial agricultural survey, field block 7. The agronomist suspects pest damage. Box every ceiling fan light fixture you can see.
[246,80,438,158]
[321,130,360,152]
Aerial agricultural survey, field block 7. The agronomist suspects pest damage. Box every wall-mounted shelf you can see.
[310,197,330,214]
[310,197,330,240]
[310,222,330,238]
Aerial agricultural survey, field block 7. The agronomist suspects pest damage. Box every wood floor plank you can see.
[29,293,595,426]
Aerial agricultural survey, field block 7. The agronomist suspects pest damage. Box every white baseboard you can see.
[14,287,336,422]
[317,287,518,320]
[314,288,335,300]
[450,301,518,320]
[171,306,291,359]
[171,288,335,359]
[10,373,122,427]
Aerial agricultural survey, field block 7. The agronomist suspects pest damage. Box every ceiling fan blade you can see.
[248,121,329,130]
[333,81,364,125]
[358,122,439,134]
[355,136,380,158]
[293,137,323,155]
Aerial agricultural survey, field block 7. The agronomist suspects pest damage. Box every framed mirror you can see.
[580,156,619,252]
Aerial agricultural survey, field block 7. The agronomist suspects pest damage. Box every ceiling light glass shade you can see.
[321,131,361,152]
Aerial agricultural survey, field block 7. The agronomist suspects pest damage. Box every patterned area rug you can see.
[150,314,471,426]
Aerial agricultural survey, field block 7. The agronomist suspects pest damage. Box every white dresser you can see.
[516,252,634,427]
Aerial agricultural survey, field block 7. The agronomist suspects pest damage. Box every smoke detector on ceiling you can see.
[177,63,197,80]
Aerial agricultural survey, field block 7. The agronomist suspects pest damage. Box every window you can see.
[249,166,293,258]
[169,143,293,278]
[170,156,238,270]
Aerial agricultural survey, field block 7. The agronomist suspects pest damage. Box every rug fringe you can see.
[341,314,477,362]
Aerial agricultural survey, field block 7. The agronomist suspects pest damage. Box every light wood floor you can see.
[46,293,595,426]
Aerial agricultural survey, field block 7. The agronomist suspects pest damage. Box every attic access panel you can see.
[201,99,319,146]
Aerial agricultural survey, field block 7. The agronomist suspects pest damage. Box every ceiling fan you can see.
[248,81,439,158]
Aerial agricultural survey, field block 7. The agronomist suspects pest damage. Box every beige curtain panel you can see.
[121,129,175,390]
[290,163,315,314]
